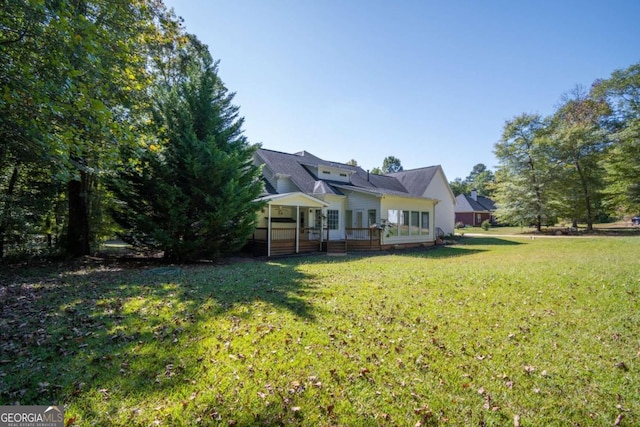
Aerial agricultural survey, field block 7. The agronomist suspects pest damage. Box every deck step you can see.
[327,240,347,254]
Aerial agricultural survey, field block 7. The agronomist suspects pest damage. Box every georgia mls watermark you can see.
[0,406,63,427]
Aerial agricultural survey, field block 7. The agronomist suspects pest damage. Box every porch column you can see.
[433,203,437,241]
[267,204,272,257]
[295,205,300,254]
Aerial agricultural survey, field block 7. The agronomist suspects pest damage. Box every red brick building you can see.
[454,190,496,226]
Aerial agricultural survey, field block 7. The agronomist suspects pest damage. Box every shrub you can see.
[455,221,465,229]
[481,219,491,231]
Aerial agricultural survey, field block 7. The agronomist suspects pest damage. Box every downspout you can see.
[267,204,272,257]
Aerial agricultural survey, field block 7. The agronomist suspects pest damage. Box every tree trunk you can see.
[0,165,20,258]
[575,160,593,231]
[67,170,91,256]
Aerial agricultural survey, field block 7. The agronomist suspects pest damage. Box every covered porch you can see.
[247,193,329,257]
[246,193,384,257]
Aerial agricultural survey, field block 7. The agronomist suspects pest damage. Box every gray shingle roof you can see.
[256,148,437,199]
[388,166,440,196]
[455,194,496,212]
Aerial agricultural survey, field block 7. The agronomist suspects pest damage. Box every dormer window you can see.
[322,171,331,175]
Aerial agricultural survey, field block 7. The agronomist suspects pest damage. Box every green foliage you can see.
[381,155,403,173]
[549,87,611,230]
[466,163,495,197]
[495,62,640,223]
[451,164,496,197]
[0,0,163,256]
[493,113,556,230]
[592,63,640,215]
[2,237,639,425]
[110,37,264,261]
[481,219,490,231]
[449,177,471,197]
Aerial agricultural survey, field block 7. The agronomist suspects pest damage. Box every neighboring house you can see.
[248,148,455,256]
[454,190,496,226]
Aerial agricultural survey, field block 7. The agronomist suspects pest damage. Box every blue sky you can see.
[163,0,640,181]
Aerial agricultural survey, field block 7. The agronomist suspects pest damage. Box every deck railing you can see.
[251,227,324,242]
[250,227,381,250]
[346,227,381,241]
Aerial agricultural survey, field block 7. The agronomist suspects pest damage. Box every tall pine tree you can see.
[111,36,263,261]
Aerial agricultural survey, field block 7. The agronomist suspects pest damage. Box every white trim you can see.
[267,204,272,257]
[257,192,329,207]
[295,205,300,253]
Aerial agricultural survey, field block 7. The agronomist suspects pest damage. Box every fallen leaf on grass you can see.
[614,362,628,371]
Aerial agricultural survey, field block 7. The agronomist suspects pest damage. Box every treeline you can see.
[493,67,640,231]
[1,0,262,260]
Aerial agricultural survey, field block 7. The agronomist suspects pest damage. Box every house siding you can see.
[261,166,278,192]
[344,191,381,226]
[455,212,474,226]
[424,169,455,235]
[455,212,492,227]
[277,176,297,193]
[317,194,347,240]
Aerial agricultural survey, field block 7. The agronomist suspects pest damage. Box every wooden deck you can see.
[247,227,383,257]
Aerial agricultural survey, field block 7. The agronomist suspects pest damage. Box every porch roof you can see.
[332,184,439,203]
[256,192,329,208]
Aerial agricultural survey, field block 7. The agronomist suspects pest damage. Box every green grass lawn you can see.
[1,237,639,426]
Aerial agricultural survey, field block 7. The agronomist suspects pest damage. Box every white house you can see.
[248,149,456,256]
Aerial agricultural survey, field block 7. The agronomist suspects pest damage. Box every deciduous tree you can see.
[550,87,611,230]
[592,63,640,215]
[0,0,160,256]
[381,156,403,174]
[493,114,556,231]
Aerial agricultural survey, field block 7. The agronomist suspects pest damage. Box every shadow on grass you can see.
[274,245,488,265]
[0,260,318,409]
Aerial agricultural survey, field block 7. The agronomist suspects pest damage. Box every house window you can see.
[400,210,410,236]
[421,212,430,234]
[327,209,339,230]
[322,170,331,175]
[368,209,376,226]
[387,209,399,236]
[339,173,347,177]
[387,209,431,236]
[410,211,420,235]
